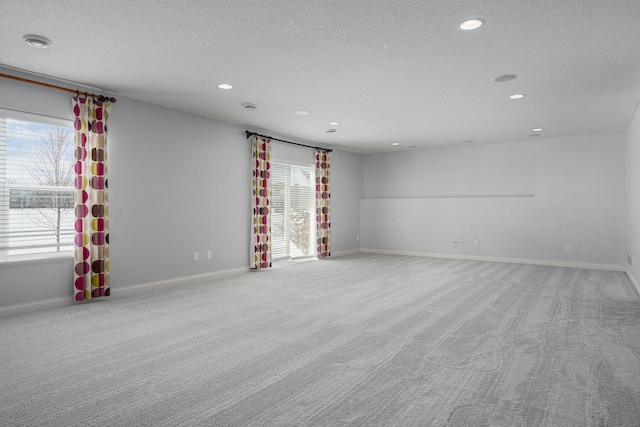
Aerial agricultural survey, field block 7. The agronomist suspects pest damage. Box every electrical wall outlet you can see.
[390,236,394,242]
[356,235,359,241]
[193,252,199,262]
[564,244,571,252]
[474,240,479,247]
[206,251,212,260]
[453,240,464,246]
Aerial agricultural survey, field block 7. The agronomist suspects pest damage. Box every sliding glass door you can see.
[270,163,316,261]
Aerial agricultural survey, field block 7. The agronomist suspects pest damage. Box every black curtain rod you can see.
[246,131,332,152]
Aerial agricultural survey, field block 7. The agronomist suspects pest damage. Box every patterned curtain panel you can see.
[251,135,272,269]
[73,97,111,301]
[316,149,331,258]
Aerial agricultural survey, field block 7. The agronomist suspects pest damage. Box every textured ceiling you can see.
[1,0,640,154]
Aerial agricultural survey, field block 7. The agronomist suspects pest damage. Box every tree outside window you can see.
[1,114,75,256]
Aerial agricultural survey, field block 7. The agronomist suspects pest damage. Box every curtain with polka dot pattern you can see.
[316,149,331,258]
[251,135,272,269]
[73,96,111,301]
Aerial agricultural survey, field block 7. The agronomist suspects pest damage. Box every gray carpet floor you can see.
[1,253,640,426]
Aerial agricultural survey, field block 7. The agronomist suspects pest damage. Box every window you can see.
[0,110,75,258]
[270,163,316,261]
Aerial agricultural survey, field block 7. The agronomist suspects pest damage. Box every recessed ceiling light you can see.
[509,94,526,99]
[493,74,517,83]
[242,103,257,110]
[459,19,484,30]
[23,34,51,49]
[329,121,340,126]
[391,142,400,146]
[295,110,311,116]
[218,83,233,90]
[532,128,543,132]
[325,128,336,133]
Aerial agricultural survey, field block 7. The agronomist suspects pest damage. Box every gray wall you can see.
[361,134,627,267]
[0,66,633,311]
[627,103,640,285]
[326,147,364,250]
[107,98,251,287]
[364,142,536,199]
[0,73,364,309]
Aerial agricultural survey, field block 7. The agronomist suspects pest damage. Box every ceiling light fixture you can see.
[295,110,311,116]
[493,74,517,83]
[459,19,484,30]
[532,128,543,132]
[509,94,526,99]
[329,121,340,126]
[23,34,51,49]
[391,142,400,146]
[218,83,233,90]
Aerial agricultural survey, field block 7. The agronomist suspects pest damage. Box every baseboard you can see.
[328,249,361,258]
[0,296,74,319]
[360,248,626,272]
[4,254,628,320]
[112,267,250,298]
[0,267,249,319]
[626,269,640,297]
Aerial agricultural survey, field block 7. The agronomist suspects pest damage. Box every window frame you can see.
[0,108,76,263]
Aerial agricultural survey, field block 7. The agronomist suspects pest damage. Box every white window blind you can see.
[270,162,316,261]
[0,110,75,257]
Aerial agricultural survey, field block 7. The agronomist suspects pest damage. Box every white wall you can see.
[626,103,640,289]
[361,134,627,268]
[0,71,364,310]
